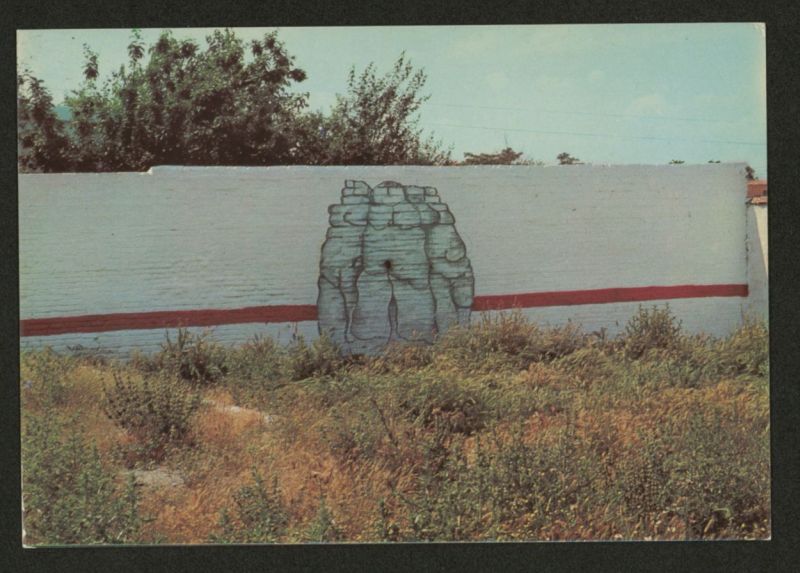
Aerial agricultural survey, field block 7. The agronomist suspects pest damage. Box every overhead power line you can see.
[427,122,766,147]
[426,102,753,124]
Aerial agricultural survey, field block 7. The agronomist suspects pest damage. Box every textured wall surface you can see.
[19,164,755,356]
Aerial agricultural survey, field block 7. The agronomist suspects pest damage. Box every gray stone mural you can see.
[318,180,474,354]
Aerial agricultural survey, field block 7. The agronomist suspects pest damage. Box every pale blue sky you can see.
[17,24,766,174]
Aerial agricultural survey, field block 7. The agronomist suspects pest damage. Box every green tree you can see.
[62,28,310,171]
[17,72,71,172]
[312,53,451,165]
[17,31,452,171]
[557,152,581,165]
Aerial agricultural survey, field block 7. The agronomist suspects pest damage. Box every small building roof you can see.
[747,179,767,199]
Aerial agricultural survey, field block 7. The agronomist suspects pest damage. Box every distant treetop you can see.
[557,152,581,165]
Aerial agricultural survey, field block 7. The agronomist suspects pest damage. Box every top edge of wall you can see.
[146,163,749,176]
[16,162,750,178]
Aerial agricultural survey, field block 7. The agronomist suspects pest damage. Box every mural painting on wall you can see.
[318,180,474,354]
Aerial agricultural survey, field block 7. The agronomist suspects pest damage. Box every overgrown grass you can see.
[22,413,141,545]
[20,306,770,543]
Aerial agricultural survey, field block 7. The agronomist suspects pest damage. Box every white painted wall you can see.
[19,164,756,356]
[746,203,769,320]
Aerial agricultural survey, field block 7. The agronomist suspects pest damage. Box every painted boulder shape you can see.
[318,180,474,354]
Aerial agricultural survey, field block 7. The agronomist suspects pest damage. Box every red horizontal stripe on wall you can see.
[471,283,749,311]
[20,305,319,337]
[20,283,748,337]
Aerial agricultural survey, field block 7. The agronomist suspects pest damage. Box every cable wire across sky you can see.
[427,122,766,147]
[426,101,756,125]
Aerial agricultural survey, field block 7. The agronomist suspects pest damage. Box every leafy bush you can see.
[223,335,286,408]
[385,420,595,541]
[222,333,346,407]
[212,469,288,543]
[20,347,76,408]
[617,433,671,519]
[394,371,490,435]
[552,347,616,388]
[224,335,283,380]
[620,305,684,359]
[304,496,343,542]
[147,328,228,385]
[395,440,487,541]
[664,406,770,538]
[435,311,586,371]
[619,356,706,389]
[103,373,201,461]
[285,334,342,381]
[22,414,141,545]
[494,372,571,421]
[712,318,769,377]
[313,368,493,468]
[319,401,386,463]
[435,312,534,369]
[367,341,434,373]
[286,330,343,380]
[479,420,598,538]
